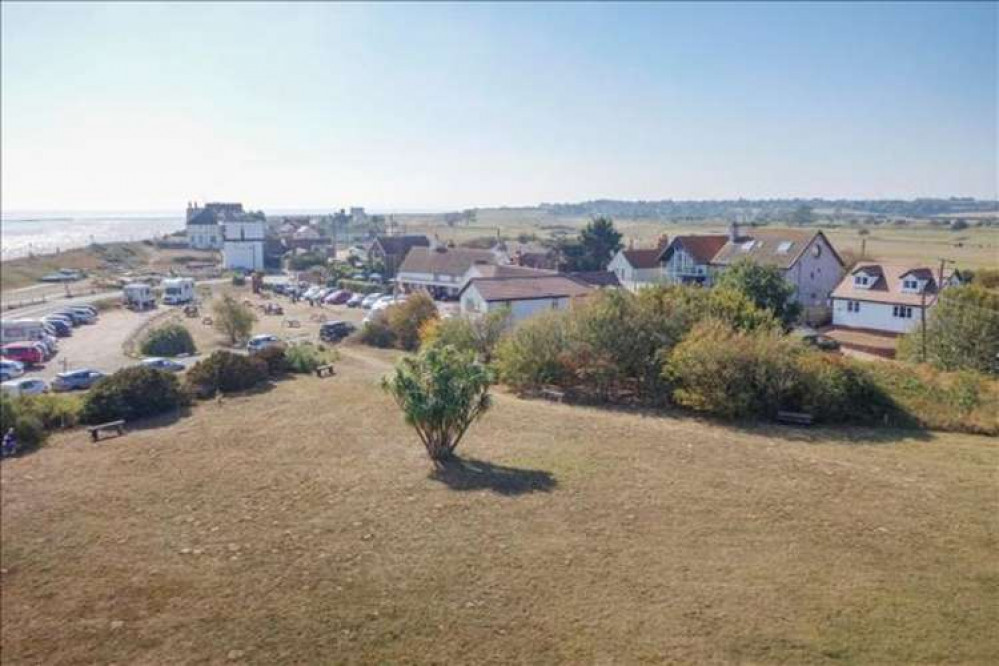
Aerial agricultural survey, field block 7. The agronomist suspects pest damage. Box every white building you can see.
[222,216,266,271]
[830,263,959,334]
[185,203,223,250]
[396,244,508,298]
[459,275,594,324]
[660,235,729,285]
[607,246,668,291]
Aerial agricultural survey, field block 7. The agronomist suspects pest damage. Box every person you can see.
[2,427,17,458]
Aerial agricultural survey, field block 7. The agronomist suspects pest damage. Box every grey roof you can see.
[710,229,843,270]
[462,275,594,302]
[398,246,501,277]
[374,235,430,257]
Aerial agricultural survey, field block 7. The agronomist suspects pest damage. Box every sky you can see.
[1,2,996,212]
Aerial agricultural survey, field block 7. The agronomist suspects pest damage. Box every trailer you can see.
[123,282,156,310]
[162,278,195,305]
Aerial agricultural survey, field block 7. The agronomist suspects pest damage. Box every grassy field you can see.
[393,209,999,271]
[2,339,996,664]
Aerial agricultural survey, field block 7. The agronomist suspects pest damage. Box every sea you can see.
[0,211,186,260]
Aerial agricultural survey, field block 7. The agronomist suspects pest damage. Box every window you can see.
[777,241,793,254]
[903,279,919,290]
[892,305,913,319]
[847,301,861,313]
[854,275,870,286]
[740,240,756,251]
[812,244,822,258]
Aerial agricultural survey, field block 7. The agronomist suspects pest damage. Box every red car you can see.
[2,342,45,367]
[323,289,353,305]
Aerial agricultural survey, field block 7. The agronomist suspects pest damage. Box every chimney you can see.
[729,221,740,242]
[628,238,634,250]
[657,234,670,250]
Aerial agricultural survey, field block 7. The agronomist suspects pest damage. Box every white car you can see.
[360,293,385,309]
[247,334,282,354]
[1,377,49,397]
[0,360,25,381]
[139,357,186,372]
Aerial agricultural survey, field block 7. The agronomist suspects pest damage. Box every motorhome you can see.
[162,278,195,305]
[1,319,49,345]
[123,282,156,310]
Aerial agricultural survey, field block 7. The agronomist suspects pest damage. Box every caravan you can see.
[162,278,195,305]
[123,282,156,310]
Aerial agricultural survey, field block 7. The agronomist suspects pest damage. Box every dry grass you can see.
[2,342,997,665]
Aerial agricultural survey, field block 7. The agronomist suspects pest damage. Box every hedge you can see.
[337,279,382,294]
[81,366,188,424]
[140,322,196,357]
[186,350,268,397]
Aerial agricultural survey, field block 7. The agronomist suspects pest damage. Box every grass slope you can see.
[1,346,997,664]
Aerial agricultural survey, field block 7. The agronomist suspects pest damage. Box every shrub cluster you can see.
[420,308,511,362]
[337,279,382,295]
[186,350,268,397]
[81,366,189,425]
[140,322,196,357]
[0,394,82,453]
[359,293,439,351]
[284,344,336,373]
[254,345,289,377]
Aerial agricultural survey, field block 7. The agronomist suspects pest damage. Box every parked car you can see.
[42,317,73,337]
[324,290,353,305]
[302,286,322,301]
[346,293,366,308]
[139,357,186,373]
[45,313,78,328]
[360,293,385,309]
[247,334,282,354]
[34,336,58,359]
[52,369,106,392]
[1,377,49,397]
[2,342,45,367]
[368,273,383,284]
[0,359,25,381]
[319,321,356,343]
[52,309,95,325]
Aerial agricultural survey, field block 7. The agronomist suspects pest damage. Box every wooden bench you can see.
[314,364,336,378]
[88,420,125,442]
[283,318,301,328]
[539,387,565,403]
[776,410,814,426]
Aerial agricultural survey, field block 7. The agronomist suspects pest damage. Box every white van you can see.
[162,278,195,305]
[123,282,156,310]
[1,319,48,345]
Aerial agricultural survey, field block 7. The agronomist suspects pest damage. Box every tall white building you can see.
[222,216,266,271]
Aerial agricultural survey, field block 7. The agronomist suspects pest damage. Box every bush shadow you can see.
[430,457,557,496]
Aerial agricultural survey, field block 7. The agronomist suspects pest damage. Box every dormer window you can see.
[854,274,871,287]
[902,278,920,292]
[740,240,756,251]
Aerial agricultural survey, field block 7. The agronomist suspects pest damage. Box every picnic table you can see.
[88,420,125,442]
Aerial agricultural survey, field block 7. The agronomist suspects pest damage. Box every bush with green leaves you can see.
[714,258,801,328]
[254,344,289,377]
[381,345,493,465]
[140,322,196,357]
[16,394,82,430]
[212,294,257,346]
[81,366,188,425]
[420,308,511,362]
[494,310,573,392]
[185,350,268,397]
[897,285,999,375]
[284,344,336,373]
[1,395,46,453]
[337,279,382,294]
[359,314,396,348]
[385,292,439,351]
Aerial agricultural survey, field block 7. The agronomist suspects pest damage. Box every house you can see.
[222,213,266,271]
[660,235,729,285]
[830,263,959,334]
[567,271,623,289]
[709,225,845,308]
[369,235,430,277]
[500,241,559,270]
[396,244,508,298]
[459,274,594,324]
[607,236,670,290]
[185,202,223,250]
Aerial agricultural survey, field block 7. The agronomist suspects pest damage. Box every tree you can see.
[898,285,999,375]
[577,216,623,271]
[420,307,511,362]
[791,204,815,226]
[382,345,493,466]
[714,259,800,328]
[212,294,257,346]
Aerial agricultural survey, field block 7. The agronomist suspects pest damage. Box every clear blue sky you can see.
[2,2,996,211]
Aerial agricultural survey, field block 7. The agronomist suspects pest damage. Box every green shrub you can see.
[284,344,336,373]
[254,344,289,377]
[359,315,396,348]
[495,311,573,391]
[81,366,188,424]
[186,351,268,397]
[16,394,82,429]
[385,293,439,351]
[420,308,511,362]
[897,285,999,375]
[1,395,47,453]
[337,279,382,294]
[140,322,196,357]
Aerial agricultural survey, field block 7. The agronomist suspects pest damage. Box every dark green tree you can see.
[714,259,800,328]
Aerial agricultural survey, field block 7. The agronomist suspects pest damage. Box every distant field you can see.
[391,209,999,270]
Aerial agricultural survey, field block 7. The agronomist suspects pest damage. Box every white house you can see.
[607,245,668,291]
[830,263,959,334]
[660,235,729,285]
[709,225,845,308]
[459,275,594,324]
[185,203,223,250]
[396,244,508,298]
[222,215,266,271]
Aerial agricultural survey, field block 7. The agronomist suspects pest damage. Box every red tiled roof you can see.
[620,248,663,269]
[660,235,729,264]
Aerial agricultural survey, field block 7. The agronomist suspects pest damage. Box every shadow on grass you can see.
[430,457,557,496]
[124,406,192,433]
